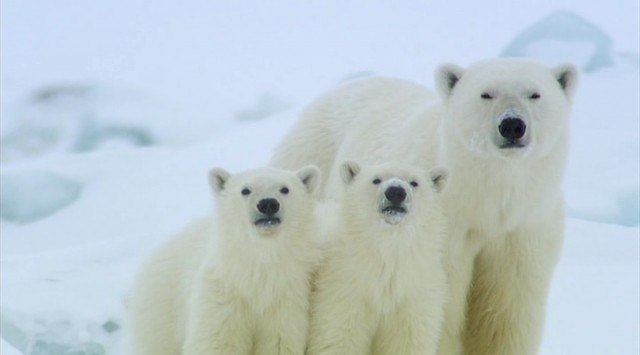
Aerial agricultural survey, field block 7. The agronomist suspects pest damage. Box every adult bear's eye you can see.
[372,178,381,185]
[529,92,541,100]
[480,92,493,99]
[241,188,251,196]
[280,187,289,194]
[410,181,419,187]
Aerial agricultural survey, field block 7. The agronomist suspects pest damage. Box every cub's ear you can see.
[552,63,579,98]
[209,167,231,196]
[340,161,361,185]
[297,165,322,194]
[435,63,465,98]
[429,168,449,193]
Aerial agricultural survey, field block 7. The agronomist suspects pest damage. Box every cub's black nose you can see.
[499,118,527,140]
[257,198,280,215]
[385,186,407,204]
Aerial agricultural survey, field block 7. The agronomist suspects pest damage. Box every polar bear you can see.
[271,58,578,355]
[308,161,448,355]
[129,165,321,355]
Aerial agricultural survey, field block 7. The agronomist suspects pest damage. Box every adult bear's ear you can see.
[435,63,465,98]
[209,167,231,196]
[340,161,361,185]
[297,165,321,194]
[429,167,449,193]
[552,63,579,99]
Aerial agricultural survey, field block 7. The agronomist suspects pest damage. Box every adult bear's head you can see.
[435,58,578,160]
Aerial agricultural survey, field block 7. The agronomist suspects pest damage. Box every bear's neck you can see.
[440,136,568,235]
[214,224,316,268]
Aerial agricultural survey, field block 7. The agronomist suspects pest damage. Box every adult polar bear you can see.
[270,58,578,355]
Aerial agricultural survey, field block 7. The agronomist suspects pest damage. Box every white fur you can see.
[308,161,448,355]
[271,58,577,355]
[129,166,321,355]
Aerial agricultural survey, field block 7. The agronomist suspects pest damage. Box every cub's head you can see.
[435,58,578,159]
[339,161,448,227]
[209,165,321,238]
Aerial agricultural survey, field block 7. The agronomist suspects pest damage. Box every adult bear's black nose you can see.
[385,186,407,204]
[257,198,280,215]
[499,118,527,140]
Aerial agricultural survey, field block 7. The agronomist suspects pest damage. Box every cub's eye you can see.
[280,187,289,194]
[410,181,419,187]
[241,188,251,196]
[529,92,541,100]
[480,92,493,99]
[372,178,381,185]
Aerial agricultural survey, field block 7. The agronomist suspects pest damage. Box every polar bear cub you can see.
[129,165,321,355]
[307,161,448,355]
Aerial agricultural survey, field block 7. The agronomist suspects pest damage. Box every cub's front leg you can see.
[253,295,310,355]
[183,278,253,355]
[375,298,445,355]
[307,282,376,355]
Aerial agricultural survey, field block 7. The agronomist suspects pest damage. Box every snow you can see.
[542,220,639,354]
[0,171,83,224]
[0,85,211,162]
[1,338,21,355]
[1,1,639,354]
[566,64,640,226]
[501,11,615,72]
